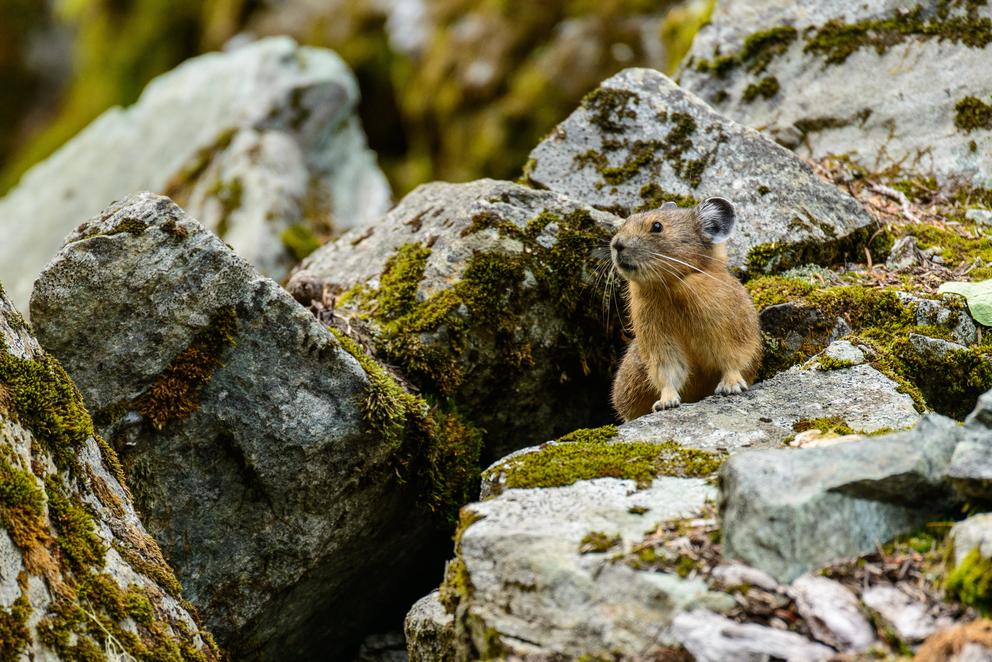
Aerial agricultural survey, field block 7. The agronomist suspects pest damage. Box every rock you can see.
[433,476,732,659]
[910,332,970,358]
[671,609,834,662]
[710,563,781,592]
[946,390,992,498]
[613,362,919,452]
[967,209,992,226]
[721,414,962,582]
[355,631,408,662]
[404,591,455,662]
[803,339,866,369]
[29,193,468,660]
[789,575,875,651]
[0,36,390,312]
[678,0,992,185]
[887,236,920,271]
[524,68,875,274]
[904,294,980,346]
[288,178,623,459]
[0,283,218,659]
[949,514,992,567]
[862,584,951,643]
[917,620,992,662]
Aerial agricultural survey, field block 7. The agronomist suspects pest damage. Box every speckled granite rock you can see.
[525,68,875,274]
[0,36,389,312]
[404,591,454,662]
[28,193,455,660]
[678,0,992,185]
[288,178,624,459]
[0,283,218,660]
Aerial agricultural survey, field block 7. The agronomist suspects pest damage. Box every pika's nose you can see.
[612,238,625,252]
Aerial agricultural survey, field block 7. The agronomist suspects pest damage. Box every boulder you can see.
[435,476,730,659]
[288,178,624,459]
[789,575,875,651]
[0,283,217,659]
[678,0,992,185]
[29,193,472,660]
[524,68,876,274]
[404,591,455,662]
[0,36,390,312]
[671,609,834,662]
[721,414,963,582]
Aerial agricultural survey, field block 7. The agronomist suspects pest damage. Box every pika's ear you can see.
[697,197,736,244]
[660,201,677,210]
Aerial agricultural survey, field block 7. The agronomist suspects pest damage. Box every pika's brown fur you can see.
[610,198,762,422]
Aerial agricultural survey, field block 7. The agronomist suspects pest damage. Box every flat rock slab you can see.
[0,36,389,311]
[616,363,920,452]
[679,0,992,185]
[29,193,435,660]
[526,68,873,273]
[721,414,963,582]
[443,476,732,659]
[672,609,833,661]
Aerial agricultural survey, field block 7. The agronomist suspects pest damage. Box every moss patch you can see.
[745,224,893,275]
[281,224,322,261]
[694,26,798,76]
[579,531,621,554]
[742,76,779,102]
[637,182,699,212]
[945,546,992,614]
[136,305,239,430]
[484,427,723,496]
[954,96,992,132]
[793,417,856,436]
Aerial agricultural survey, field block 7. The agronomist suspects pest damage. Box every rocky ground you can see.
[0,0,991,661]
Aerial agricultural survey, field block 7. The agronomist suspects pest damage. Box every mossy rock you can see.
[288,179,626,461]
[30,192,476,660]
[0,278,218,661]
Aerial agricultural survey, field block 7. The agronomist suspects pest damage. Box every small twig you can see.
[870,184,920,223]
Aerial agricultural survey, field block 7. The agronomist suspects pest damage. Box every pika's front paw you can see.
[715,377,748,396]
[652,395,681,412]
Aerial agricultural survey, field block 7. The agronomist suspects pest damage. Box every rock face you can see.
[678,0,992,185]
[525,68,875,274]
[721,414,962,582]
[288,178,624,459]
[438,476,730,659]
[0,284,218,659]
[29,193,468,660]
[0,36,390,312]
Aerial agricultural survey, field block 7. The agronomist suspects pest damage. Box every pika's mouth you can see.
[613,257,638,272]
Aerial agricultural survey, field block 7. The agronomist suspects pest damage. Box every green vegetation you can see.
[954,96,992,132]
[945,546,992,614]
[579,531,622,554]
[483,426,723,496]
[281,224,323,261]
[742,76,780,102]
[744,225,893,275]
[693,26,798,76]
[637,183,699,211]
[793,417,856,436]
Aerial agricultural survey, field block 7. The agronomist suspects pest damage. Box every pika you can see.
[610,197,762,422]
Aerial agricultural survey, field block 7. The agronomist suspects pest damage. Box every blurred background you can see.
[0,0,714,198]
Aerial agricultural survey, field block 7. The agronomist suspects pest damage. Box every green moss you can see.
[136,305,239,430]
[745,275,816,310]
[954,96,992,132]
[945,546,992,614]
[744,224,893,275]
[45,476,105,574]
[0,592,31,660]
[695,26,798,76]
[208,178,243,240]
[806,2,992,65]
[581,87,639,133]
[103,217,148,237]
[558,425,619,444]
[742,76,779,102]
[637,182,699,212]
[794,115,851,135]
[439,508,482,612]
[910,221,992,281]
[484,430,723,495]
[579,531,621,554]
[0,453,48,556]
[792,417,856,436]
[812,355,856,371]
[0,350,97,476]
[281,224,322,261]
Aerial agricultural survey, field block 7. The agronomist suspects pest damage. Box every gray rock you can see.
[789,575,875,651]
[438,476,732,659]
[803,340,866,369]
[0,36,390,312]
[721,414,962,582]
[671,609,834,662]
[887,236,920,272]
[967,209,992,226]
[614,363,919,452]
[0,283,217,659]
[862,584,951,643]
[355,631,408,662]
[288,178,623,458]
[710,563,781,592]
[949,513,992,566]
[678,0,992,186]
[525,68,874,274]
[957,643,992,662]
[29,193,447,660]
[902,293,979,346]
[910,332,969,358]
[404,591,455,662]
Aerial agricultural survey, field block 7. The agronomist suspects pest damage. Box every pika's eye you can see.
[650,221,663,233]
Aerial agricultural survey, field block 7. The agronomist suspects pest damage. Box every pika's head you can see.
[610,197,736,284]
